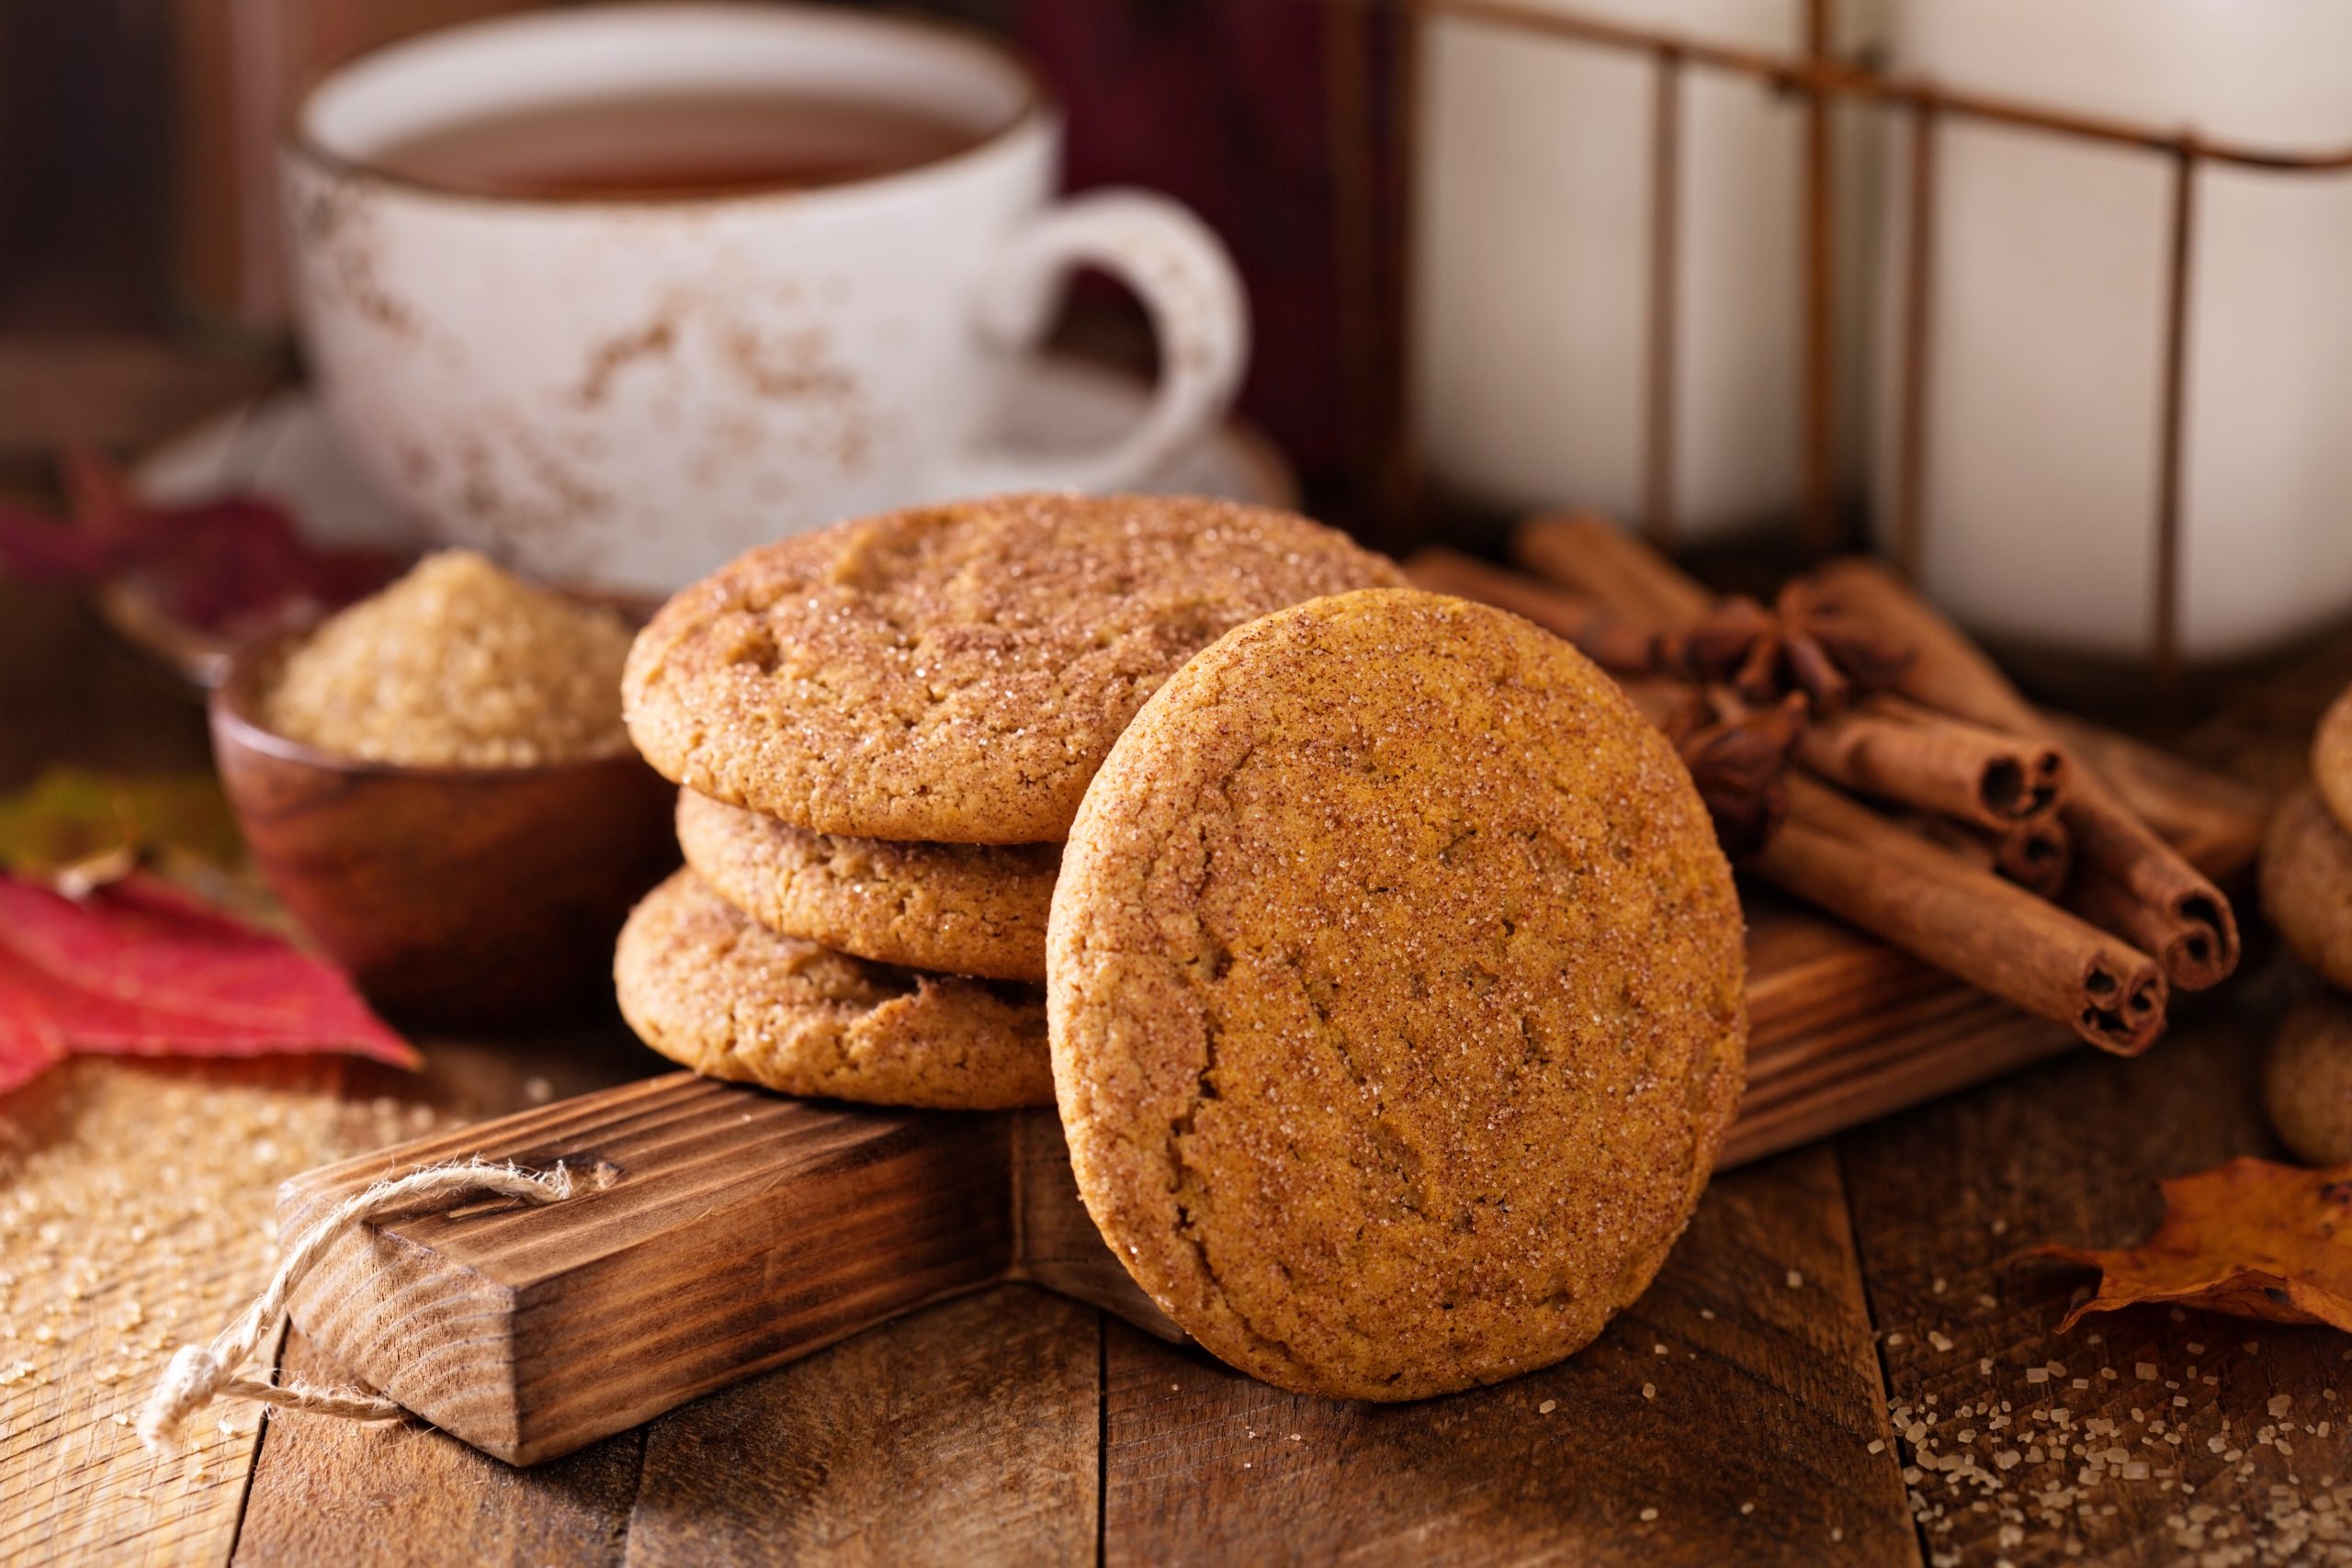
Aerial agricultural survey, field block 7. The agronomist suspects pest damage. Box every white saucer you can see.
[124,356,1298,685]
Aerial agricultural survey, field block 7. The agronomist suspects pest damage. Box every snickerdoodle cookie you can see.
[2264,993,2352,1167]
[621,494,1404,844]
[2263,784,2352,992]
[616,869,1051,1109]
[675,790,1057,982]
[2314,684,2352,838]
[1047,588,1747,1401]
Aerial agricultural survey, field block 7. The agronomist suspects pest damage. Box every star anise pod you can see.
[1661,687,1808,858]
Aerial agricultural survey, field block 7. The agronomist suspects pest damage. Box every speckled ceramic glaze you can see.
[282,3,1247,595]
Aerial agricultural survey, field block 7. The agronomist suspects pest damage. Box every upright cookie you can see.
[2313,683,2352,836]
[622,495,1404,843]
[1048,588,1747,1401]
[2262,784,2352,992]
[676,791,1057,983]
[616,869,1051,1110]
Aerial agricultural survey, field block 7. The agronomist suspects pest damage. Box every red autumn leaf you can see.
[2028,1157,2352,1331]
[0,872,419,1086]
[0,1006,68,1096]
[0,448,402,640]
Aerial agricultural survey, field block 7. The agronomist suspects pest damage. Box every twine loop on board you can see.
[137,1158,582,1453]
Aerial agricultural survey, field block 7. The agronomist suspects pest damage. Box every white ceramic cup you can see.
[282,3,1249,594]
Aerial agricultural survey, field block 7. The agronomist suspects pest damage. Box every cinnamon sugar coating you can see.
[621,494,1404,844]
[616,869,1051,1110]
[1048,589,1747,1400]
[676,791,1057,982]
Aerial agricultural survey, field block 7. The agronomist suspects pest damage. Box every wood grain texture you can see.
[1101,1146,1917,1566]
[1840,959,2352,1566]
[624,1288,1100,1568]
[0,1060,351,1568]
[276,1076,1016,1463]
[234,1332,641,1568]
[1009,1108,1182,1339]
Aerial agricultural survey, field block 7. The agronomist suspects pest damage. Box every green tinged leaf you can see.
[0,769,243,889]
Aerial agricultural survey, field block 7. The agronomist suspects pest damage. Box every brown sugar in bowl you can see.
[209,637,678,1026]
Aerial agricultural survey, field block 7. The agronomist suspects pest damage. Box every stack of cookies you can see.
[612,493,1406,1111]
[614,492,1754,1403]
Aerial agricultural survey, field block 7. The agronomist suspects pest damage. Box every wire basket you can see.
[1326,0,2352,684]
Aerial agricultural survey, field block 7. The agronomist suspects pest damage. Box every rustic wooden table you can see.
[5,555,2349,1567]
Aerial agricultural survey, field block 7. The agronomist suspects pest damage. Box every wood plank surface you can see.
[624,1288,1100,1567]
[235,1333,642,1568]
[14,481,2352,1563]
[275,1078,1020,1463]
[1101,1146,1917,1565]
[0,1061,354,1568]
[1840,964,2352,1567]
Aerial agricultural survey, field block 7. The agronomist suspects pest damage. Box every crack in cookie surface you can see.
[1048,590,1747,1400]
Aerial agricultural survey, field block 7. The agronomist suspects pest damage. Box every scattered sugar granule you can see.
[2269,1394,2294,1418]
[1869,1439,1886,1454]
[2027,1368,2051,1384]
[1787,1269,1804,1289]
[1539,1401,1556,1416]
[1929,1332,1954,1353]
[1640,1507,1659,1522]
[1740,1502,1756,1516]
[1643,1382,1657,1400]
[2135,1363,2157,1381]
[1654,1343,1668,1356]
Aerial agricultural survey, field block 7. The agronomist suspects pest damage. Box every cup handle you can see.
[952,188,1249,495]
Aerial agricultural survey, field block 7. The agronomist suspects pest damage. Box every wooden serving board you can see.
[276,716,2264,1467]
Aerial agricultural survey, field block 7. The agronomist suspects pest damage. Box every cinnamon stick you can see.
[1799,695,2067,830]
[1807,558,2238,991]
[1903,812,2074,899]
[1498,524,2075,832]
[1513,512,1712,628]
[1403,547,1658,670]
[1995,816,2074,897]
[1768,777,2165,1055]
[1506,515,2172,1048]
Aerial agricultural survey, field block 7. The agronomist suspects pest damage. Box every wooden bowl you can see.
[209,643,678,1026]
